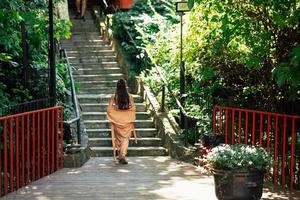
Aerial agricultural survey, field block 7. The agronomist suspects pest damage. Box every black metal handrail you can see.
[59,48,82,145]
[0,98,52,117]
[99,1,202,146]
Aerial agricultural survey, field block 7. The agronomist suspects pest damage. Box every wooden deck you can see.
[1,157,299,200]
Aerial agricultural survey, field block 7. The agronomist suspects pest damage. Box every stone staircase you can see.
[61,10,167,157]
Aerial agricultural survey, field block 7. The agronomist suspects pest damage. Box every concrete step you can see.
[61,39,108,46]
[77,80,118,88]
[84,120,154,129]
[86,128,157,138]
[90,147,168,157]
[64,45,112,51]
[73,68,121,75]
[69,56,117,64]
[78,88,115,94]
[78,94,144,103]
[89,138,162,147]
[82,111,150,120]
[72,63,118,70]
[72,27,99,32]
[81,103,146,112]
[73,74,123,82]
[78,85,126,91]
[68,50,115,57]
[70,35,102,40]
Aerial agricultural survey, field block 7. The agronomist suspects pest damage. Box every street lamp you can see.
[49,0,56,106]
[175,1,190,128]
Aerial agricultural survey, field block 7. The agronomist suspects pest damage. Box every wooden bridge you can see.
[1,157,299,200]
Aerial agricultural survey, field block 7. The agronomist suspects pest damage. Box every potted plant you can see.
[206,144,271,200]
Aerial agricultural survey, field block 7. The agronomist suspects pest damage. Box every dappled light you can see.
[2,157,299,199]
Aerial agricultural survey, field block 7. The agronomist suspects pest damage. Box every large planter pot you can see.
[213,169,264,200]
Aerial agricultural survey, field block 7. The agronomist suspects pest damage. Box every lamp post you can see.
[175,1,190,128]
[49,0,56,106]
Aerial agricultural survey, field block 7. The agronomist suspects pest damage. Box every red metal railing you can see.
[0,106,64,196]
[212,105,300,190]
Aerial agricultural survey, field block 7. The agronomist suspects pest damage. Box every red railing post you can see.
[212,106,216,134]
[4,119,8,195]
[238,111,241,144]
[32,113,36,181]
[212,105,300,190]
[16,117,19,190]
[290,118,295,189]
[252,112,255,145]
[225,109,228,144]
[274,115,279,184]
[42,111,45,177]
[0,106,64,197]
[231,109,235,144]
[259,113,263,147]
[21,116,25,187]
[9,119,14,192]
[51,109,55,173]
[267,114,271,151]
[37,112,40,179]
[245,111,248,144]
[282,117,287,186]
[47,110,50,175]
[26,114,30,185]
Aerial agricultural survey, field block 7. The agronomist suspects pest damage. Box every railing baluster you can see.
[16,117,19,190]
[212,106,216,134]
[4,119,8,194]
[32,113,35,181]
[225,109,228,144]
[218,106,222,135]
[231,109,234,144]
[26,114,30,185]
[259,113,263,147]
[9,118,14,192]
[290,118,295,189]
[51,109,55,173]
[42,111,45,177]
[37,112,40,179]
[267,114,271,151]
[252,112,256,145]
[56,110,59,170]
[47,110,50,175]
[282,116,287,186]
[238,111,241,144]
[245,111,248,144]
[21,115,25,187]
[274,115,278,184]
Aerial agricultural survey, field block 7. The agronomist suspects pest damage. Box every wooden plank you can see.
[1,157,299,200]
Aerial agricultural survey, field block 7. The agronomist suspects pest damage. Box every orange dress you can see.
[106,95,137,160]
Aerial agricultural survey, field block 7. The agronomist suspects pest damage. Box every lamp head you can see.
[175,1,190,13]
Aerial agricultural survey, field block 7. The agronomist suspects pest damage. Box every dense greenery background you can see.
[112,0,300,117]
[0,0,71,108]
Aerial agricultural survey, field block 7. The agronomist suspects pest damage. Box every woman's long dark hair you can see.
[114,79,130,110]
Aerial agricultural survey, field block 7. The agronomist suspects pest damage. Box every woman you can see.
[107,79,137,164]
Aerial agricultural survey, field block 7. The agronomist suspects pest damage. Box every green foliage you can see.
[111,0,178,73]
[206,144,271,171]
[111,0,300,143]
[0,1,71,108]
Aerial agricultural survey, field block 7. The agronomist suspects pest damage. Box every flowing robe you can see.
[106,95,137,160]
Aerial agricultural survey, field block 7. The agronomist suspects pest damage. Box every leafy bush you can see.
[0,0,71,108]
[206,144,271,171]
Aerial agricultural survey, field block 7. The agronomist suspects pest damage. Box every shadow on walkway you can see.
[1,157,299,200]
